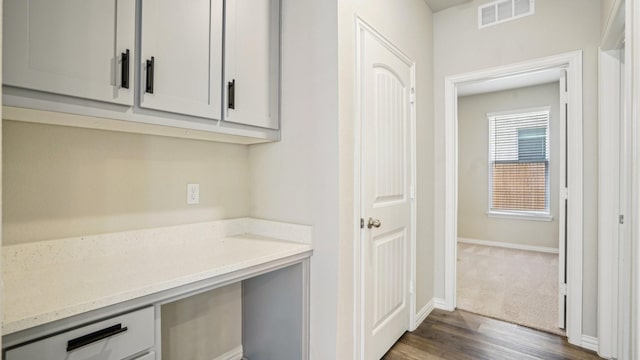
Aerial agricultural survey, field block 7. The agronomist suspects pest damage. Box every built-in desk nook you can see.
[2,218,312,360]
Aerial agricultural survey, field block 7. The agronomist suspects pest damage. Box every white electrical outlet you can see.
[187,184,200,205]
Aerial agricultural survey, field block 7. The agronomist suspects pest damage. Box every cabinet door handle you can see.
[228,79,235,109]
[146,57,155,94]
[121,49,130,89]
[66,324,128,352]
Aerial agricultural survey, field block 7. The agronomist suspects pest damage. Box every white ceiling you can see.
[457,68,564,97]
[424,0,473,12]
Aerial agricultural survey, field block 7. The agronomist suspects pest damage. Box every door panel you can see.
[373,68,407,206]
[372,228,406,332]
[361,27,413,360]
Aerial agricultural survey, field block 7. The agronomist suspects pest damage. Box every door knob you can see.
[367,217,381,229]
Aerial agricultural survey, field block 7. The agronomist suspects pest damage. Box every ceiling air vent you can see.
[478,0,534,28]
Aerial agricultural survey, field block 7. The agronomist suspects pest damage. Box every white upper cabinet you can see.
[140,0,222,120]
[224,0,280,130]
[3,0,135,105]
[2,0,281,143]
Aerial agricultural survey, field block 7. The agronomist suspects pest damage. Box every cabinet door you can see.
[140,0,222,120]
[224,0,280,129]
[3,0,135,105]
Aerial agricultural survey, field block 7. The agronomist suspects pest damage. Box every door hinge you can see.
[620,214,625,224]
[561,188,569,200]
[410,186,415,200]
[409,281,415,294]
[410,87,415,104]
[560,283,567,296]
[360,218,364,229]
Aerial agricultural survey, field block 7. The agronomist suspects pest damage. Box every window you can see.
[517,127,546,161]
[488,108,550,218]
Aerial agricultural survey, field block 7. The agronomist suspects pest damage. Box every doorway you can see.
[455,79,565,335]
[442,51,584,345]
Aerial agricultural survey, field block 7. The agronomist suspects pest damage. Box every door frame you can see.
[353,16,417,360]
[598,0,625,355]
[442,51,583,345]
[597,46,624,359]
[628,0,640,357]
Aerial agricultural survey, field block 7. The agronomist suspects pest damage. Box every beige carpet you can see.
[456,242,565,335]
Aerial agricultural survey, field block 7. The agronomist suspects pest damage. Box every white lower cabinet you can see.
[3,260,309,360]
[5,307,155,360]
[3,264,308,360]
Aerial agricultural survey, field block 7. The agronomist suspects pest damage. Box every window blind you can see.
[489,109,550,213]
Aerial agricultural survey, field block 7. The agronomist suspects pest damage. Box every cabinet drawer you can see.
[5,307,155,360]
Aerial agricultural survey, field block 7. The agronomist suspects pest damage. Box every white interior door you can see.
[360,27,413,360]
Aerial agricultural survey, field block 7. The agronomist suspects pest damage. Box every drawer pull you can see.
[66,323,128,352]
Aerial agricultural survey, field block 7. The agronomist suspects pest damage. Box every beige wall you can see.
[336,0,433,357]
[248,0,340,358]
[251,0,434,358]
[458,83,560,249]
[433,0,601,336]
[3,120,250,245]
[3,120,249,358]
[162,284,241,360]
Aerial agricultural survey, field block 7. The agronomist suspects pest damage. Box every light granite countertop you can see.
[2,218,313,335]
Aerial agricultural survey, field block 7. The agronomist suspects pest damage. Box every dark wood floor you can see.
[383,309,602,360]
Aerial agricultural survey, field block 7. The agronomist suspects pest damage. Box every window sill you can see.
[486,211,553,222]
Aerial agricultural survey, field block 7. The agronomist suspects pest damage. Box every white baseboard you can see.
[415,299,435,328]
[213,345,244,360]
[458,237,559,254]
[434,298,448,310]
[580,335,599,352]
